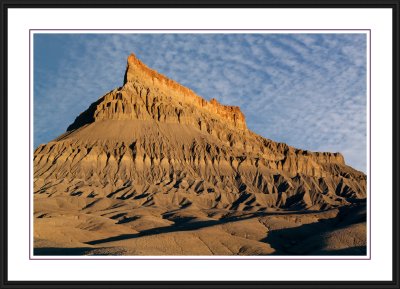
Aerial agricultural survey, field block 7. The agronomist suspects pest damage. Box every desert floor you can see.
[34,196,366,256]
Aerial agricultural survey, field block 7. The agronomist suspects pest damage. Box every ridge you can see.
[123,53,247,129]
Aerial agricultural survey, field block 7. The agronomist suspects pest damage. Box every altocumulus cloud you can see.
[34,33,367,172]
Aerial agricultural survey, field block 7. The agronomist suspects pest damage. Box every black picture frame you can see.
[0,1,399,288]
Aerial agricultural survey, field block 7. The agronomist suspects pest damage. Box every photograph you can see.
[2,2,399,288]
[32,33,368,256]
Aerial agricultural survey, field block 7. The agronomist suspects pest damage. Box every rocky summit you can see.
[33,53,367,256]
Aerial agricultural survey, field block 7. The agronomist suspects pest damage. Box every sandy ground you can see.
[34,196,366,256]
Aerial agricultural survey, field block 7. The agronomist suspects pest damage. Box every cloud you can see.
[34,33,367,172]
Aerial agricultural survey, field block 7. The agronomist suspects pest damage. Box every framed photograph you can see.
[1,1,399,288]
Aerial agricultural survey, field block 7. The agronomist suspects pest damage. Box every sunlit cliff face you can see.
[123,53,246,130]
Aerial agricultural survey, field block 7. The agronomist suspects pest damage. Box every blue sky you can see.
[34,33,367,172]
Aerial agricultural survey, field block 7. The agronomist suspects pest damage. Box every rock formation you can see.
[34,53,366,211]
[33,53,367,256]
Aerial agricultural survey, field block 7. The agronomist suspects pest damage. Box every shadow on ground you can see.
[34,247,95,256]
[85,212,264,245]
[262,203,367,255]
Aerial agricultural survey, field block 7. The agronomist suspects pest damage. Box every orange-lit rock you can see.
[123,53,247,129]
